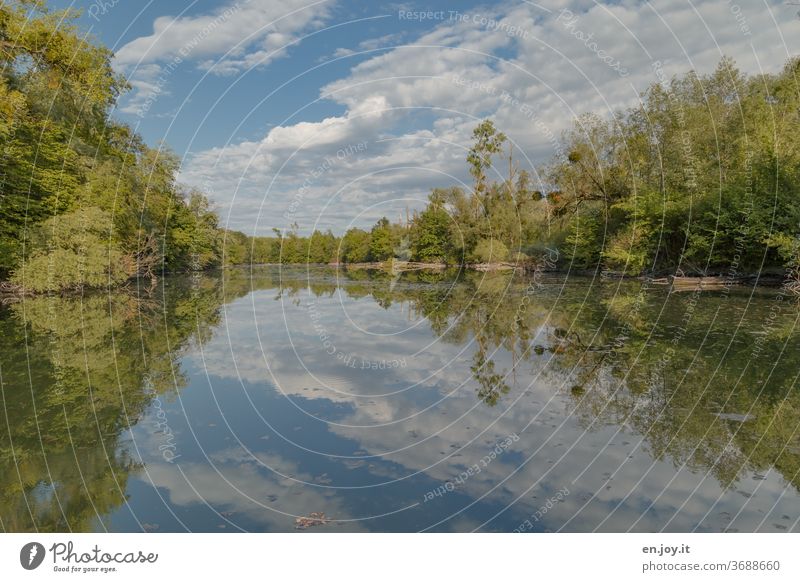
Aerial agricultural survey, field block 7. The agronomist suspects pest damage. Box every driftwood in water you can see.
[650,275,784,291]
[468,262,518,272]
[670,276,732,290]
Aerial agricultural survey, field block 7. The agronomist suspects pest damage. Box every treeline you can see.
[0,0,409,292]
[265,217,411,265]
[549,56,800,276]
[402,57,800,276]
[206,218,414,266]
[0,1,258,293]
[4,0,798,293]
[279,56,800,278]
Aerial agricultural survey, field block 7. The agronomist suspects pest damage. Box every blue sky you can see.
[61,0,800,235]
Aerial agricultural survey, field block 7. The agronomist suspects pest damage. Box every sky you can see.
[63,0,800,236]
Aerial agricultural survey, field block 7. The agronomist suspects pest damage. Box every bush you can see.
[470,238,509,263]
[602,224,649,275]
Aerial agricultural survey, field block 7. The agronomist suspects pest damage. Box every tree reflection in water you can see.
[1,266,798,531]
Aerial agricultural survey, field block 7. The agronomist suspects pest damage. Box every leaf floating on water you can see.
[294,512,330,530]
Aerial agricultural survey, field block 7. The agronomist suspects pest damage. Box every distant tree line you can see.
[271,56,800,279]
[378,57,800,278]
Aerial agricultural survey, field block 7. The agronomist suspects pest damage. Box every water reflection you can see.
[1,267,798,532]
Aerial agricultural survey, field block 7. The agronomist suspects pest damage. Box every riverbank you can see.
[3,263,797,299]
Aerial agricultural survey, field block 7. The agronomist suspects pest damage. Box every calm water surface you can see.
[2,266,799,532]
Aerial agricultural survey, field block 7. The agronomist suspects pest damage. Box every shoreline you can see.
[1,264,793,300]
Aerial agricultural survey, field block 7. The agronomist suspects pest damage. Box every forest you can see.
[387,57,800,281]
[2,1,799,293]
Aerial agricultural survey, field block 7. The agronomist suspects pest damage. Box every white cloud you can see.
[115,0,331,68]
[178,0,800,234]
[328,31,407,60]
[167,281,800,531]
[117,63,166,115]
[115,0,335,114]
[140,450,368,530]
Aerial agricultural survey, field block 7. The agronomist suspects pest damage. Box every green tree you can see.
[168,190,221,270]
[340,228,371,263]
[0,1,127,278]
[222,230,249,265]
[411,193,453,263]
[467,119,506,219]
[307,230,337,263]
[470,238,509,264]
[369,217,395,261]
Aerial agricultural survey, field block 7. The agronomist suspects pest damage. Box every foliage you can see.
[11,208,132,292]
[470,238,509,264]
[340,228,372,263]
[0,1,127,279]
[369,218,394,261]
[1,1,250,291]
[403,59,800,277]
[307,230,337,263]
[544,57,800,275]
[410,195,454,262]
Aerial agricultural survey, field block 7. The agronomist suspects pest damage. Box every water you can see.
[1,266,799,532]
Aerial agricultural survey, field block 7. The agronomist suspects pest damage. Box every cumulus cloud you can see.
[174,0,800,234]
[115,0,332,68]
[115,0,335,115]
[117,63,167,115]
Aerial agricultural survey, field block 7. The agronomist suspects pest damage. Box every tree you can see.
[168,190,221,270]
[307,230,337,263]
[467,119,506,219]
[0,1,128,278]
[470,238,509,264]
[369,217,394,261]
[251,237,276,264]
[340,228,371,263]
[224,230,251,265]
[0,1,234,289]
[411,194,453,263]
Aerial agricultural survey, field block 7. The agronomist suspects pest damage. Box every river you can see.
[1,266,798,532]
